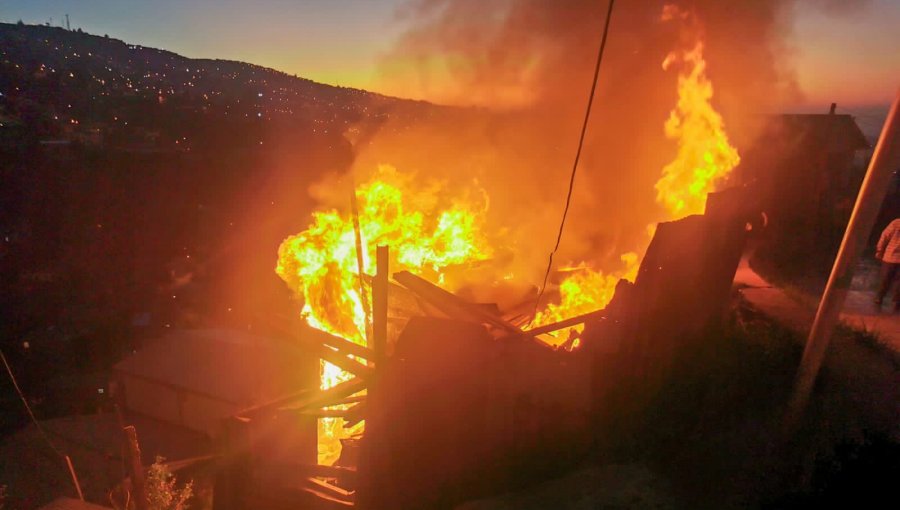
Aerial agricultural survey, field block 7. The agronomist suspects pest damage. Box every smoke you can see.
[808,0,873,16]
[326,0,862,285]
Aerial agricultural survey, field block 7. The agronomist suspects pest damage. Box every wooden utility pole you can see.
[787,90,900,431]
[124,425,148,510]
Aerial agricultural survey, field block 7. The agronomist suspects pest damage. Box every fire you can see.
[276,164,492,465]
[655,6,740,217]
[532,253,640,346]
[531,4,741,340]
[275,4,740,467]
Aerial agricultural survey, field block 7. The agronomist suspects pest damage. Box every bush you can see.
[146,457,193,510]
[113,457,193,510]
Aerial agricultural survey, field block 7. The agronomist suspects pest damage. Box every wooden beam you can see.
[296,325,375,378]
[288,402,363,418]
[326,394,366,406]
[285,378,369,412]
[257,312,376,361]
[523,309,604,337]
[311,327,375,361]
[304,476,355,500]
[123,425,148,510]
[392,271,522,335]
[300,487,355,507]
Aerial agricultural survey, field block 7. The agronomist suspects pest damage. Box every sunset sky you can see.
[2,0,898,114]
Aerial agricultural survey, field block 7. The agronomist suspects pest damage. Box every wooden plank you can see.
[259,312,376,361]
[392,271,522,335]
[238,377,367,418]
[523,309,605,337]
[288,402,363,418]
[123,426,148,510]
[296,325,375,378]
[301,323,375,360]
[323,394,366,407]
[300,486,355,507]
[305,476,356,500]
[317,345,374,380]
[291,378,369,412]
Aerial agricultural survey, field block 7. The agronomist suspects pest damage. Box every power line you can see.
[532,0,616,322]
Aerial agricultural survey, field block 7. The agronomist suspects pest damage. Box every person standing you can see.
[875,218,900,309]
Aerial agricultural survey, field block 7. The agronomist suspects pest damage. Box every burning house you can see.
[203,4,770,509]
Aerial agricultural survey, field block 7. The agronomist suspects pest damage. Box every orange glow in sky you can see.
[5,0,898,109]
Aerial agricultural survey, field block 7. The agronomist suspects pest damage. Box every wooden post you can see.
[123,425,148,510]
[787,89,900,431]
[350,182,373,344]
[373,245,389,366]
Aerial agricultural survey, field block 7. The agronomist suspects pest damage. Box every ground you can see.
[736,257,900,355]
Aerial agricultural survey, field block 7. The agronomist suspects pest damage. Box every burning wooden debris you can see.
[212,187,755,510]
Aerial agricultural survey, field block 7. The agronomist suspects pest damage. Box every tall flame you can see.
[655,6,740,217]
[276,164,492,464]
[531,4,741,341]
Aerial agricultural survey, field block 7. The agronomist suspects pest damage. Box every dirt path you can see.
[735,258,900,443]
[735,258,900,354]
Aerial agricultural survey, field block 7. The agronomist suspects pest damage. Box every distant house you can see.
[741,108,868,225]
[112,328,317,437]
[740,106,871,273]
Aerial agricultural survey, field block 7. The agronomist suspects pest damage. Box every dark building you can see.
[740,106,871,278]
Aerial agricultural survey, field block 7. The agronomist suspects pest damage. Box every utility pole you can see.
[65,14,70,31]
[786,90,900,431]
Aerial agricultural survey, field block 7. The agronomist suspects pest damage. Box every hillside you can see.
[0,22,429,147]
[0,23,444,438]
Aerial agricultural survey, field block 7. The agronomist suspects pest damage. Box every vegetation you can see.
[145,457,193,510]
[112,457,193,510]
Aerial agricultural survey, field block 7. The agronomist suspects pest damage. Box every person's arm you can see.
[877,221,896,259]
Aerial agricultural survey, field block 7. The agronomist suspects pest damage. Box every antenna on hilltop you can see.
[65,14,70,31]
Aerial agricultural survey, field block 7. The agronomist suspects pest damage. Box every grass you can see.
[594,298,900,509]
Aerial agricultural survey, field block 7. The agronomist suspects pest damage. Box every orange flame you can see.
[276,4,740,466]
[276,164,492,464]
[655,6,740,217]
